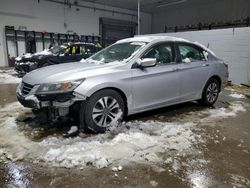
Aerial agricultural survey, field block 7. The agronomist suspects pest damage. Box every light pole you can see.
[137,0,140,35]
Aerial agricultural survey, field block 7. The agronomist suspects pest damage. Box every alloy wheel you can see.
[206,82,219,103]
[92,96,122,127]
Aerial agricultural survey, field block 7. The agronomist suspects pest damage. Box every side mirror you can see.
[140,58,157,68]
[141,58,157,67]
[132,58,157,69]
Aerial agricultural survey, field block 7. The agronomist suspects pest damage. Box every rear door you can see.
[131,42,181,112]
[176,42,211,101]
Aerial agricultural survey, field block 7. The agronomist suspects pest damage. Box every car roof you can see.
[116,34,189,44]
[116,34,217,57]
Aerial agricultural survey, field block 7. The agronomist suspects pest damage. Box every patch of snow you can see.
[23,53,33,58]
[117,35,189,45]
[229,93,246,99]
[0,101,247,172]
[34,49,52,56]
[0,117,38,161]
[112,165,123,171]
[188,170,211,188]
[112,167,118,172]
[172,159,181,172]
[0,102,23,113]
[0,107,198,169]
[150,180,158,187]
[204,103,246,119]
[0,70,21,84]
[66,126,78,134]
[80,59,86,63]
[183,58,191,63]
[228,174,250,188]
[15,57,22,61]
[164,157,173,165]
[118,165,123,171]
[15,49,52,62]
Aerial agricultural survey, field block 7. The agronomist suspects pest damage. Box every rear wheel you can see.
[199,78,220,106]
[79,89,125,133]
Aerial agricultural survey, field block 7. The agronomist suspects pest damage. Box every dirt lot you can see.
[0,70,250,188]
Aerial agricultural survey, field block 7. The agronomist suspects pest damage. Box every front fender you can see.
[73,78,132,113]
[75,81,130,98]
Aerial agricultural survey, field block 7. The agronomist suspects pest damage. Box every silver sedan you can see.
[17,35,229,133]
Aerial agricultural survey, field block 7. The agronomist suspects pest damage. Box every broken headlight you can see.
[36,79,84,94]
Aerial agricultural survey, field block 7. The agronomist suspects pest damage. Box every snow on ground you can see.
[40,121,196,169]
[0,103,198,169]
[203,102,246,119]
[0,69,21,84]
[229,93,246,99]
[0,101,247,172]
[227,173,250,188]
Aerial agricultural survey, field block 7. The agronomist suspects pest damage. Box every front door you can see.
[131,42,181,113]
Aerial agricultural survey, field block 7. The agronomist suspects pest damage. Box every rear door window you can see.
[177,43,206,63]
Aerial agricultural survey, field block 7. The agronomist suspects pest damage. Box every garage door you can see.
[100,18,136,47]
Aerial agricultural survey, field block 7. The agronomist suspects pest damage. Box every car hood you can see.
[23,62,125,85]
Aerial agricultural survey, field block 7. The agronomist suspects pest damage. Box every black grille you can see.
[21,82,34,95]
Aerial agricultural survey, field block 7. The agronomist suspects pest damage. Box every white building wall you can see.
[166,27,250,85]
[0,0,152,66]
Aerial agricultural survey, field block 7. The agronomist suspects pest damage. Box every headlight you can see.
[36,79,84,94]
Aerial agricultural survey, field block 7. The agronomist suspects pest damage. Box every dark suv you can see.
[15,42,99,75]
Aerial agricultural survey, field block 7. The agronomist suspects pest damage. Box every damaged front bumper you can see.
[16,83,87,122]
[17,90,86,109]
[16,92,80,109]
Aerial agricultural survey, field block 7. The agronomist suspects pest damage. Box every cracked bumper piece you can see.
[17,93,40,109]
[17,92,86,109]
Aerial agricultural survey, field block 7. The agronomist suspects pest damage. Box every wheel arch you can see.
[87,87,129,116]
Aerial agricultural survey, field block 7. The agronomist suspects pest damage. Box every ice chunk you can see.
[229,93,246,99]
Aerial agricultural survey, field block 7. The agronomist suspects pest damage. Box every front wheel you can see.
[79,89,125,133]
[199,78,220,106]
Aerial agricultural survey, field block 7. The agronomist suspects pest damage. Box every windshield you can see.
[49,44,68,54]
[88,42,146,63]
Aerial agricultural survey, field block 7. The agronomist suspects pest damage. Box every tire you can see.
[79,89,125,133]
[199,78,220,106]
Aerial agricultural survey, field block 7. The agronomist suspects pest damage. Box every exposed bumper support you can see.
[17,91,87,109]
